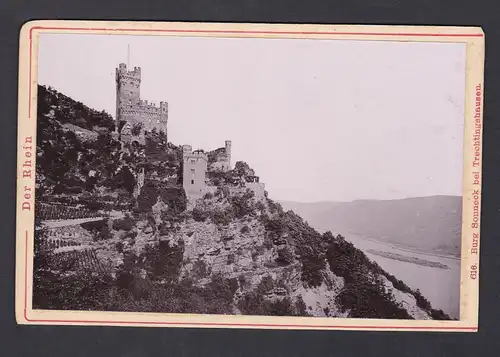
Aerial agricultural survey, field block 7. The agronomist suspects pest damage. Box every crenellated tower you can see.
[115,63,168,144]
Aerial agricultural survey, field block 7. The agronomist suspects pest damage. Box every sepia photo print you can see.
[16,21,484,331]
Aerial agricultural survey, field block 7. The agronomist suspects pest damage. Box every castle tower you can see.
[115,63,169,142]
[225,140,232,169]
[182,146,208,208]
[116,63,141,129]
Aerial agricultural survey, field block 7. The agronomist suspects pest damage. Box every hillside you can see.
[32,85,451,320]
[280,196,462,258]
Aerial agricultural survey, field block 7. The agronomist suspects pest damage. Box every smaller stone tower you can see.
[182,145,208,208]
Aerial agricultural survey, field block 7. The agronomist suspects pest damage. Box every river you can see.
[343,233,461,319]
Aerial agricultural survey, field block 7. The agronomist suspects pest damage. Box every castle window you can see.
[191,180,195,185]
[191,169,195,173]
[191,160,196,164]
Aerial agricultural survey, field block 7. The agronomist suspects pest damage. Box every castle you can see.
[182,141,266,208]
[181,141,233,208]
[115,62,264,208]
[115,63,168,144]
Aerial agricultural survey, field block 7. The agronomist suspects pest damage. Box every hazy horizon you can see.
[278,193,462,204]
[38,34,467,202]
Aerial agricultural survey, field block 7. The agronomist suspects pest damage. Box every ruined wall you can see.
[227,182,265,201]
[245,182,266,200]
[208,140,232,172]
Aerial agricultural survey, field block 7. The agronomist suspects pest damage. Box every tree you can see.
[131,122,143,136]
[276,246,294,266]
[233,161,254,178]
[114,166,137,194]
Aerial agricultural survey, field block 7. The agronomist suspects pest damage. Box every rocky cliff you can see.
[33,85,450,320]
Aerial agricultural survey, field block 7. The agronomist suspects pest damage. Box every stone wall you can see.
[207,140,232,172]
[246,182,266,200]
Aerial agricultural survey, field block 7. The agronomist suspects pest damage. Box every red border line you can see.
[29,26,484,37]
[28,33,32,119]
[24,25,479,331]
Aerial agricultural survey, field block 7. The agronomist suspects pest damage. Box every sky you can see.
[37,33,467,202]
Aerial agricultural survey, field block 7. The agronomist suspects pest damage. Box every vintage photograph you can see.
[16,22,484,330]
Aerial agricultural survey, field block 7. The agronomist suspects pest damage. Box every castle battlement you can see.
[116,63,141,77]
[182,145,208,162]
[184,153,208,162]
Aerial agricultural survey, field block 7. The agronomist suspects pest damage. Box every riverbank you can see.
[367,249,449,269]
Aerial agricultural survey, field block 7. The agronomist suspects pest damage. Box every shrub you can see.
[32,269,113,311]
[192,207,209,222]
[211,207,233,226]
[160,209,184,225]
[230,191,256,218]
[414,289,432,311]
[322,231,336,244]
[137,182,187,213]
[159,187,187,213]
[137,181,159,212]
[267,298,295,316]
[240,225,250,234]
[113,215,136,231]
[115,242,124,253]
[255,201,266,213]
[192,260,209,280]
[337,274,413,319]
[430,309,451,320]
[300,256,325,287]
[238,274,247,288]
[262,215,284,235]
[267,199,283,214]
[141,241,184,283]
[124,230,138,240]
[255,244,265,255]
[208,274,238,302]
[112,166,136,194]
[81,219,112,241]
[295,296,308,316]
[158,223,170,235]
[237,291,266,316]
[131,122,143,136]
[276,246,294,266]
[256,276,274,295]
[237,293,302,317]
[227,254,236,265]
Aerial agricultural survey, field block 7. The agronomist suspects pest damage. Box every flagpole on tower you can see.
[127,44,131,68]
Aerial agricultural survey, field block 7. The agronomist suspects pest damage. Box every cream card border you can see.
[15,20,485,332]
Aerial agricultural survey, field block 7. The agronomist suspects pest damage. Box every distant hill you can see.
[280,196,462,258]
